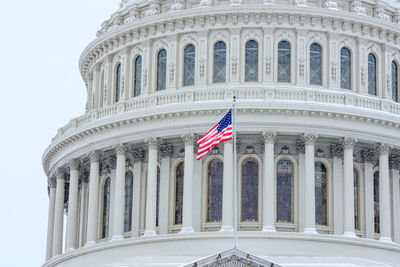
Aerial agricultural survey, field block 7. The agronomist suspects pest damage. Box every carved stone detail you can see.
[169,62,175,81]
[145,137,159,149]
[231,55,238,77]
[68,159,80,171]
[114,143,129,156]
[89,150,101,162]
[56,168,65,180]
[351,1,366,15]
[246,146,254,154]
[181,134,196,146]
[132,148,145,162]
[297,140,305,154]
[362,148,375,163]
[325,1,337,10]
[330,143,343,158]
[265,56,272,76]
[262,131,277,144]
[376,143,392,156]
[295,0,307,7]
[331,62,337,80]
[341,137,358,150]
[200,0,213,7]
[199,58,205,76]
[160,144,173,157]
[302,133,318,145]
[171,0,184,11]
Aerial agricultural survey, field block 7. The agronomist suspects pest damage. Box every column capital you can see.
[132,148,145,162]
[49,176,57,188]
[160,144,173,157]
[113,143,129,156]
[330,143,343,158]
[89,150,102,163]
[302,133,318,145]
[341,137,358,150]
[181,134,196,146]
[362,148,375,163]
[377,143,392,156]
[68,159,80,171]
[55,168,65,180]
[145,137,159,149]
[262,131,277,144]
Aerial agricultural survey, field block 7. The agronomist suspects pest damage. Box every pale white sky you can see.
[0,1,120,265]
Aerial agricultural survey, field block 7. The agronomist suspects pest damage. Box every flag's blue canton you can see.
[217,110,232,133]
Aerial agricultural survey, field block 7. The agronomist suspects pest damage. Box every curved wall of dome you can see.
[43,0,400,266]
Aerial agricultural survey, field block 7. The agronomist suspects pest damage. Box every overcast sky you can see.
[0,1,120,265]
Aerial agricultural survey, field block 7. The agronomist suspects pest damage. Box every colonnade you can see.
[45,132,400,260]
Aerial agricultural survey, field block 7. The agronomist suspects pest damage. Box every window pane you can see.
[245,40,258,82]
[156,166,160,227]
[277,159,293,223]
[157,49,167,91]
[174,162,184,225]
[115,63,121,102]
[374,171,380,233]
[124,171,133,232]
[310,43,322,85]
[354,168,359,230]
[184,45,195,86]
[102,178,111,238]
[368,53,377,95]
[213,41,226,83]
[392,61,398,102]
[241,159,258,222]
[207,159,223,222]
[134,56,142,97]
[315,162,327,225]
[278,41,291,83]
[340,47,351,89]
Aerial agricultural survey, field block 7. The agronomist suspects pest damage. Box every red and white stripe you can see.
[196,125,232,160]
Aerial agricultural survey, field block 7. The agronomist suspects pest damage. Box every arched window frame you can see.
[274,31,295,84]
[182,43,196,87]
[244,39,260,82]
[368,53,378,96]
[133,55,142,97]
[212,41,227,84]
[241,31,262,83]
[314,159,331,228]
[173,160,184,225]
[308,42,323,86]
[114,62,122,103]
[340,47,352,90]
[275,156,296,225]
[392,60,399,102]
[100,176,111,239]
[156,49,167,91]
[124,169,134,233]
[276,40,292,83]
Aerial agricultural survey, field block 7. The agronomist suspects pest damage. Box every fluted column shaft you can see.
[221,141,234,231]
[390,155,400,243]
[45,179,56,260]
[86,151,101,245]
[52,171,65,256]
[144,138,158,236]
[181,134,195,233]
[111,144,127,239]
[66,160,80,250]
[343,138,357,237]
[303,134,318,234]
[262,131,276,232]
[378,143,392,242]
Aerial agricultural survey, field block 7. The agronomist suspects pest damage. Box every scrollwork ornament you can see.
[341,137,358,150]
[68,159,80,171]
[262,131,277,144]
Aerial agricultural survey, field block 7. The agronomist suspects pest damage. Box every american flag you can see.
[197,110,233,160]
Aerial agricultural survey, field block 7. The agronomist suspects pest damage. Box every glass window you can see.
[157,49,167,91]
[124,171,133,232]
[354,168,359,230]
[156,166,160,227]
[184,44,195,86]
[241,159,258,222]
[277,159,294,223]
[374,171,380,233]
[174,162,184,225]
[310,43,322,85]
[392,61,398,102]
[315,162,328,225]
[245,40,258,82]
[207,159,223,222]
[115,63,121,103]
[102,178,111,239]
[213,41,226,83]
[134,56,142,97]
[340,47,351,89]
[278,41,291,83]
[368,53,377,95]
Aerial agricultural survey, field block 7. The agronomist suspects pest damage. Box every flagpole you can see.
[233,96,238,249]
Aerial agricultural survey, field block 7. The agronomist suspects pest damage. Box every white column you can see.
[52,169,65,256]
[378,143,392,242]
[303,133,318,234]
[262,131,276,232]
[78,176,88,247]
[159,144,172,235]
[86,151,101,245]
[297,141,306,232]
[363,148,375,239]
[144,137,158,236]
[132,150,144,237]
[221,140,234,231]
[331,143,344,235]
[45,178,56,260]
[342,137,358,237]
[66,160,80,250]
[111,144,128,240]
[181,134,196,233]
[390,155,400,243]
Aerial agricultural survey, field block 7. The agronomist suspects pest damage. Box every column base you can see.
[85,240,96,247]
[262,226,276,232]
[179,227,194,233]
[220,225,235,232]
[143,230,157,237]
[111,234,123,241]
[343,231,357,238]
[304,227,318,234]
[380,236,393,243]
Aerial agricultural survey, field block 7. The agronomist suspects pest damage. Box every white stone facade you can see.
[43,0,400,266]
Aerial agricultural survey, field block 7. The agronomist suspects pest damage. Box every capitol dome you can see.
[43,0,400,266]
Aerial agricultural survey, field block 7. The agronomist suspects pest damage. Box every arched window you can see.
[354,168,360,230]
[278,41,291,83]
[310,43,322,85]
[213,41,226,83]
[368,53,377,95]
[392,61,398,102]
[124,171,133,232]
[315,162,328,225]
[276,159,294,223]
[207,159,223,222]
[245,40,258,82]
[102,178,111,239]
[374,171,380,233]
[156,166,160,227]
[184,44,195,86]
[157,49,167,91]
[174,162,184,225]
[134,56,142,97]
[115,63,121,103]
[340,47,352,90]
[241,159,258,222]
